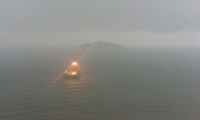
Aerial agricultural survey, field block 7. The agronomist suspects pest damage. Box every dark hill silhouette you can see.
[78,41,126,52]
[70,41,127,63]
[67,41,129,72]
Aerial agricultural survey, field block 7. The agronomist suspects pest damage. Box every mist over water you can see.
[1,47,200,120]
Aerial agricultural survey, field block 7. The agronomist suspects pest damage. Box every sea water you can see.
[0,47,200,120]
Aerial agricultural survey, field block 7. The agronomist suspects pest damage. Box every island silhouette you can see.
[78,40,126,52]
[70,41,127,65]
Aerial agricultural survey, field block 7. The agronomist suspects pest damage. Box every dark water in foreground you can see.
[1,47,200,120]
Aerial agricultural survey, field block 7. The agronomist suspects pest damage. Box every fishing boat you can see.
[64,62,80,77]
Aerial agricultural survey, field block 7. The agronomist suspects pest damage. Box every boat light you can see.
[72,62,78,65]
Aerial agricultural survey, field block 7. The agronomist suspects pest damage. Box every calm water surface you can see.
[1,47,200,120]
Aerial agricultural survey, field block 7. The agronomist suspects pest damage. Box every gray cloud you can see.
[1,0,200,48]
[1,0,200,32]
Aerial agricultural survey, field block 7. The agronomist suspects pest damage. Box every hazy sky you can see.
[1,0,200,48]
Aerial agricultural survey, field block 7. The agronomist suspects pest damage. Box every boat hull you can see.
[64,74,79,78]
[64,62,80,78]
